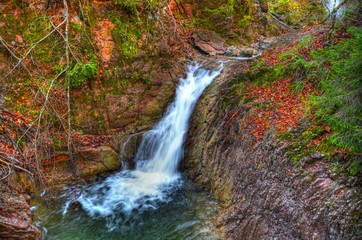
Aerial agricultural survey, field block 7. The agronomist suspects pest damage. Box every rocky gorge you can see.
[183,58,362,239]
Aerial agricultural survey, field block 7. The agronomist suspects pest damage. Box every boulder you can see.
[259,37,276,50]
[119,132,144,169]
[77,146,120,177]
[225,46,240,57]
[239,46,258,57]
[226,46,258,57]
[192,30,226,55]
[0,183,41,240]
[183,60,362,240]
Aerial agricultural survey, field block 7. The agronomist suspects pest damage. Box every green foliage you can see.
[112,0,159,14]
[103,66,130,92]
[11,0,26,8]
[70,22,83,33]
[205,0,237,17]
[182,0,255,40]
[279,52,308,79]
[113,0,142,14]
[110,16,142,59]
[247,63,287,86]
[348,160,362,176]
[23,15,51,43]
[67,55,99,88]
[269,0,325,25]
[291,81,304,93]
[308,27,362,156]
[297,35,314,50]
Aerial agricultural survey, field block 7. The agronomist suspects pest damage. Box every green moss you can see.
[301,127,326,142]
[103,66,130,92]
[180,0,256,42]
[23,15,51,43]
[112,0,142,14]
[67,55,99,88]
[246,63,287,86]
[277,125,334,164]
[70,22,84,34]
[269,0,325,26]
[110,15,142,59]
[348,159,361,176]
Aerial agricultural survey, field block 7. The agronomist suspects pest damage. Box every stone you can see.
[226,46,241,57]
[0,183,41,240]
[119,132,144,169]
[226,46,259,57]
[92,19,115,63]
[239,47,258,57]
[192,30,226,55]
[259,37,275,50]
[77,146,120,177]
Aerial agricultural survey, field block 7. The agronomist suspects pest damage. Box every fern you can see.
[308,27,362,156]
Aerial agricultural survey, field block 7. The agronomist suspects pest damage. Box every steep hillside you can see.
[183,19,362,240]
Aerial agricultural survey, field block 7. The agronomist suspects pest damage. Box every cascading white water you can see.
[78,63,222,226]
[326,0,343,17]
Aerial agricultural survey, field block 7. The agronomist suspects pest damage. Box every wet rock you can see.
[183,60,362,240]
[239,47,258,57]
[305,153,326,164]
[119,132,144,169]
[258,37,276,50]
[226,46,258,57]
[192,30,226,55]
[0,183,41,240]
[226,46,240,57]
[77,146,120,177]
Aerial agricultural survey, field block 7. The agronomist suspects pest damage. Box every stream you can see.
[31,63,223,239]
[31,180,220,240]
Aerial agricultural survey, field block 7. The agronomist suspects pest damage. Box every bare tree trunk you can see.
[322,0,350,23]
[63,0,78,177]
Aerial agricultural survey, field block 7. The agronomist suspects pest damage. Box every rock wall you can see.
[183,60,362,239]
[0,183,41,240]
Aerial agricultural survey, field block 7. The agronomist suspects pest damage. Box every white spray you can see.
[78,63,222,223]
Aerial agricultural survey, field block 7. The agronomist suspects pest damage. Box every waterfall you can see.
[326,0,343,17]
[78,63,222,225]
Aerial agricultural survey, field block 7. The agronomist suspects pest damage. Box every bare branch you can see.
[322,0,350,23]
[0,18,66,81]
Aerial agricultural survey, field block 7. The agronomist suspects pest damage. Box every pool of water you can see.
[31,179,221,240]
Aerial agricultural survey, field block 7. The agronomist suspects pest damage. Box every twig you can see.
[0,37,21,60]
[63,0,78,177]
[0,18,66,81]
[321,0,349,23]
[0,164,11,180]
[0,158,33,176]
[268,12,296,30]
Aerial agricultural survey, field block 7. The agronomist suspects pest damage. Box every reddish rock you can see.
[92,19,115,63]
[192,30,227,55]
[0,183,41,240]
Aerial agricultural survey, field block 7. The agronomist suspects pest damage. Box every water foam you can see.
[77,63,222,224]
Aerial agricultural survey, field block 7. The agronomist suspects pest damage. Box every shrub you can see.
[308,27,362,154]
[67,55,98,88]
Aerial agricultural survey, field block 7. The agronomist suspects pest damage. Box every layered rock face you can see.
[183,61,362,239]
[0,184,41,240]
